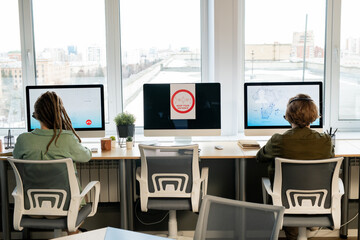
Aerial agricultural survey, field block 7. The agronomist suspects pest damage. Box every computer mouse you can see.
[215,145,223,150]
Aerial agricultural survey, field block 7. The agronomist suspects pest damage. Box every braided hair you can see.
[33,91,81,153]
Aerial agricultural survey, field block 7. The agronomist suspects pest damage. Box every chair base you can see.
[298,227,307,240]
[156,233,193,240]
[54,229,62,238]
[166,210,193,240]
[168,210,177,238]
[170,236,193,240]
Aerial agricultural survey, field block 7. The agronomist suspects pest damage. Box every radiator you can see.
[7,160,120,203]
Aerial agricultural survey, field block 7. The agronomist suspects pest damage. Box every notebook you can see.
[237,140,260,149]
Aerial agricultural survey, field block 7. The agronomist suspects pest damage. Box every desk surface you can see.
[88,139,360,159]
[0,140,360,160]
[2,139,360,159]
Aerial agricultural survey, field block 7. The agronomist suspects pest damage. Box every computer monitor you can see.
[244,81,323,136]
[143,83,221,137]
[26,84,105,138]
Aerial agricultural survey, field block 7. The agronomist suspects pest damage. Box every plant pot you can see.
[126,141,133,150]
[116,124,135,138]
[111,140,116,148]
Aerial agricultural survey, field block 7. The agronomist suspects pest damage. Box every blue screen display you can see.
[27,86,104,130]
[245,82,322,128]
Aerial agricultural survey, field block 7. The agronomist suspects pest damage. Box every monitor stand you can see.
[173,136,193,145]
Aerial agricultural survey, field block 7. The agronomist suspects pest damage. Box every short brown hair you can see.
[285,94,319,128]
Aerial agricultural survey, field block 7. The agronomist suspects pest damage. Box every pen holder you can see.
[331,134,336,148]
[101,138,112,151]
[4,135,14,149]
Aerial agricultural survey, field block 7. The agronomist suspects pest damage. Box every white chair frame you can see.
[137,144,208,212]
[136,144,208,239]
[262,157,344,240]
[8,158,100,232]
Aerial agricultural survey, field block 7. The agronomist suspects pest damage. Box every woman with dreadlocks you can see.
[13,91,92,233]
[14,91,92,231]
[13,90,91,176]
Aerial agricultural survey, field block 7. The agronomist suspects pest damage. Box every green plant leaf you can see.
[114,112,136,125]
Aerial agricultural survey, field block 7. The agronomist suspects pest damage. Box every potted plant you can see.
[110,136,116,148]
[126,136,133,150]
[114,112,136,140]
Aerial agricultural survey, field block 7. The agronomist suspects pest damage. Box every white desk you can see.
[90,140,360,235]
[1,139,360,239]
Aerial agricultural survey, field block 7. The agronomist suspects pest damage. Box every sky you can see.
[120,0,200,51]
[0,0,359,53]
[32,0,106,49]
[245,0,326,46]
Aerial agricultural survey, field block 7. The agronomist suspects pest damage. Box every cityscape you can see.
[1,30,360,128]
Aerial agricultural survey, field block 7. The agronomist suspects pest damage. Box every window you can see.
[338,0,360,120]
[120,0,201,126]
[2,1,359,134]
[244,0,326,83]
[32,0,109,120]
[0,0,24,128]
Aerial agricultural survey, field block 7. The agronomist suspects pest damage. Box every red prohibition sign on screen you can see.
[171,89,195,114]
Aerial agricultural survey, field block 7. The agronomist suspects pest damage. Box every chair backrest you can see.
[8,158,79,216]
[194,195,285,240]
[272,157,343,214]
[138,144,200,198]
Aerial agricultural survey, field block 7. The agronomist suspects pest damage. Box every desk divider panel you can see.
[349,157,360,199]
[99,161,109,202]
[90,161,100,202]
[108,161,119,202]
[80,162,91,200]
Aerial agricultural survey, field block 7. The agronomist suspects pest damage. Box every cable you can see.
[134,200,169,226]
[341,213,358,227]
[308,213,358,239]
[308,227,323,239]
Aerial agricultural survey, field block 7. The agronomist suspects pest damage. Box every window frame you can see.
[327,0,360,131]
[3,0,359,137]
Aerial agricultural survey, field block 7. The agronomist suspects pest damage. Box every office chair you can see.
[136,144,208,239]
[262,157,344,240]
[8,158,100,238]
[194,195,285,240]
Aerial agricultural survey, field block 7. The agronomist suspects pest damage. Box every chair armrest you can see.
[338,178,344,195]
[12,186,18,196]
[11,187,23,206]
[136,167,147,189]
[331,178,345,229]
[136,167,141,181]
[11,186,25,231]
[135,167,150,212]
[80,181,100,217]
[190,167,209,213]
[200,167,209,198]
[262,177,273,204]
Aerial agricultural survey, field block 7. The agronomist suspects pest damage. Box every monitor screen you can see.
[26,84,105,138]
[143,83,221,136]
[244,82,323,136]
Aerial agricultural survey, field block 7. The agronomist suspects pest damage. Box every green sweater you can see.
[13,129,91,162]
[256,127,334,178]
